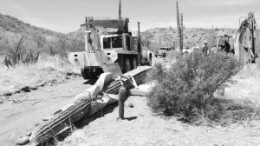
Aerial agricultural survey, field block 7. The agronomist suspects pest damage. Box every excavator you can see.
[210,12,257,65]
[233,12,257,64]
[68,18,152,79]
[210,35,233,54]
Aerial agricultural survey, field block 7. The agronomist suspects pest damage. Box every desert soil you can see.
[0,76,92,146]
[59,96,260,146]
[0,59,260,146]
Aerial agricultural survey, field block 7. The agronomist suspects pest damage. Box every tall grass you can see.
[0,55,79,93]
[147,51,260,125]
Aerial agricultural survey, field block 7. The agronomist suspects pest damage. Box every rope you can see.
[115,75,138,89]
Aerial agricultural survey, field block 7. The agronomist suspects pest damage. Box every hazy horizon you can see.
[0,0,259,33]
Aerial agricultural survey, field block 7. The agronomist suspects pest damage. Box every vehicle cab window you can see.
[112,36,122,48]
[103,38,111,49]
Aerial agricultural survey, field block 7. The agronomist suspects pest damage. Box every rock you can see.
[42,116,52,121]
[20,86,30,92]
[66,72,72,76]
[16,136,30,145]
[128,103,134,108]
[2,92,12,96]
[30,86,37,90]
[35,81,46,87]
[35,123,40,127]
[26,132,32,136]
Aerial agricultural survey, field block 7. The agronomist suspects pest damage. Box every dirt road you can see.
[0,76,92,146]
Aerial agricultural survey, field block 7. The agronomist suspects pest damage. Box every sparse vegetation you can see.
[0,13,85,61]
[5,35,40,66]
[141,27,237,51]
[0,55,80,94]
[147,51,260,125]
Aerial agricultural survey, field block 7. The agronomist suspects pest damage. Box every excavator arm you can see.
[234,12,257,64]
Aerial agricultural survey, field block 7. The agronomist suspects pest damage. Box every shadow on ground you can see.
[37,102,120,146]
[83,79,97,85]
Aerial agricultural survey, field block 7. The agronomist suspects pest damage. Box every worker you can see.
[202,41,209,55]
[223,40,231,53]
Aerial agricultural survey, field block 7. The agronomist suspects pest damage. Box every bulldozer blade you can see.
[102,63,122,76]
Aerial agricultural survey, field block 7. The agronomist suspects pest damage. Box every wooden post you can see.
[119,0,122,19]
[118,87,126,119]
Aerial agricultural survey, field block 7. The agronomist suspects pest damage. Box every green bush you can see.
[146,51,258,125]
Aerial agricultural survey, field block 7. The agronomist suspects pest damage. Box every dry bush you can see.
[46,35,84,58]
[166,50,182,63]
[146,52,260,125]
[5,35,40,66]
[0,55,80,94]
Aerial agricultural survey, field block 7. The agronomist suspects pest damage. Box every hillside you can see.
[141,27,236,51]
[0,14,64,37]
[141,27,260,54]
[0,13,84,57]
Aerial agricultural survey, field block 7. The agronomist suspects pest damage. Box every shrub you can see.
[5,35,40,66]
[146,51,259,125]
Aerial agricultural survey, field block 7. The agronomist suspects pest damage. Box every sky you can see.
[0,0,259,33]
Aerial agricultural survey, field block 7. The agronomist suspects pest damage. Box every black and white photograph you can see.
[0,0,260,145]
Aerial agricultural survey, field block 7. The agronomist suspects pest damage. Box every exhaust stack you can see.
[119,0,122,19]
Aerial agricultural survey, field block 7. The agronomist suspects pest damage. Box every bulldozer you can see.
[68,18,152,79]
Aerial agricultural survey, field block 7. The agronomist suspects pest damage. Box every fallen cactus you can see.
[17,66,151,145]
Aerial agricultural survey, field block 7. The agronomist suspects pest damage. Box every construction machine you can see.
[233,12,257,64]
[210,35,233,54]
[68,17,152,79]
[209,12,257,65]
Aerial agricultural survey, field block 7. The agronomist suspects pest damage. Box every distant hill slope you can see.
[0,13,84,57]
[141,27,236,51]
[0,14,63,37]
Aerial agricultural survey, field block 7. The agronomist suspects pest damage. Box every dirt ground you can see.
[0,77,92,146]
[0,57,260,146]
[59,96,260,146]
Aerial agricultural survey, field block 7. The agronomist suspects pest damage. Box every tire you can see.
[131,57,137,70]
[81,68,100,79]
[124,57,131,73]
[81,68,88,79]
[148,54,153,66]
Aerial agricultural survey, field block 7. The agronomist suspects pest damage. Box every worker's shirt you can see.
[202,45,208,53]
